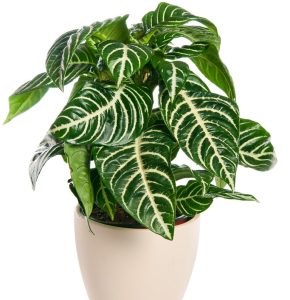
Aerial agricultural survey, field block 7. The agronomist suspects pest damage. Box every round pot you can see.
[74,207,200,300]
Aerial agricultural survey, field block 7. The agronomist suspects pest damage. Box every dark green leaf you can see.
[166,42,209,59]
[207,185,257,201]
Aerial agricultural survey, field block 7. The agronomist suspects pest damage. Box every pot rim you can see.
[76,205,199,230]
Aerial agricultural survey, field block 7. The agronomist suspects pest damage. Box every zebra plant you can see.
[6,2,276,240]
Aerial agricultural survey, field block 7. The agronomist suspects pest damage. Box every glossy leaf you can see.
[142,2,217,33]
[160,87,239,190]
[64,144,94,217]
[191,45,236,99]
[207,185,257,201]
[93,125,176,240]
[155,59,189,100]
[98,41,152,87]
[29,134,64,190]
[239,118,276,171]
[50,80,152,145]
[176,180,213,217]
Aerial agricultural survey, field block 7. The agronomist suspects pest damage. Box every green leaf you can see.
[166,42,209,59]
[50,80,152,146]
[151,26,220,50]
[176,180,213,217]
[93,125,176,240]
[64,144,94,217]
[207,185,257,201]
[155,59,189,100]
[142,2,217,33]
[160,87,239,190]
[5,59,93,124]
[97,41,153,87]
[239,118,276,171]
[184,71,210,92]
[29,134,64,190]
[191,45,236,99]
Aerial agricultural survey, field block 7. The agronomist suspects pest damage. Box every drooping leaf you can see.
[29,134,64,190]
[64,144,94,217]
[207,185,257,201]
[142,2,217,34]
[97,41,153,87]
[93,125,176,240]
[50,80,152,146]
[166,42,209,59]
[160,87,239,190]
[176,180,213,217]
[155,59,189,100]
[191,45,236,99]
[5,58,93,124]
[239,118,276,171]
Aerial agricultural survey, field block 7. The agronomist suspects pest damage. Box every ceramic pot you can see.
[74,207,200,300]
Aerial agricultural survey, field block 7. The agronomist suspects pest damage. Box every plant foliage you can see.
[7,2,276,240]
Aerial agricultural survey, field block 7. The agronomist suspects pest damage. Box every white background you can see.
[0,0,289,299]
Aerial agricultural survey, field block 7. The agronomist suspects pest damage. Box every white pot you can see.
[74,207,200,300]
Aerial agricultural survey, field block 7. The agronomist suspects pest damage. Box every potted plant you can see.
[5,2,276,300]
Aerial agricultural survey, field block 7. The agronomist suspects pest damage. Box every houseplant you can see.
[6,2,276,299]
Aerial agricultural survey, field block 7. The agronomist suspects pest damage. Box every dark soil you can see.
[86,206,191,228]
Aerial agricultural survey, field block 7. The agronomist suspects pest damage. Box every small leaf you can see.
[155,59,189,100]
[29,134,64,189]
[160,87,239,190]
[64,144,94,217]
[166,42,209,59]
[98,41,153,87]
[50,80,153,146]
[239,118,276,171]
[93,125,177,240]
[207,185,257,201]
[191,45,236,99]
[177,180,213,217]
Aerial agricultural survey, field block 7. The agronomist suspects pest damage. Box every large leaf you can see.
[97,41,152,87]
[207,185,257,201]
[50,80,152,146]
[90,169,116,221]
[142,2,217,33]
[160,87,239,190]
[64,144,94,217]
[93,125,176,240]
[191,45,236,99]
[46,17,129,90]
[29,134,64,190]
[155,59,189,100]
[176,180,213,217]
[239,118,276,171]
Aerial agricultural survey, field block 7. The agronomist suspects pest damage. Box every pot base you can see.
[75,207,200,300]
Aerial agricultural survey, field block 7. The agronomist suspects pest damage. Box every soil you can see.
[87,206,191,228]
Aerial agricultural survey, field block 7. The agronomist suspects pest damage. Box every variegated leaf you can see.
[90,169,116,220]
[93,125,176,240]
[97,41,152,87]
[155,59,189,100]
[50,80,152,146]
[166,42,209,59]
[239,118,276,171]
[160,88,239,190]
[151,26,220,50]
[142,2,217,33]
[207,185,257,201]
[191,45,236,99]
[29,134,64,190]
[177,180,213,217]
